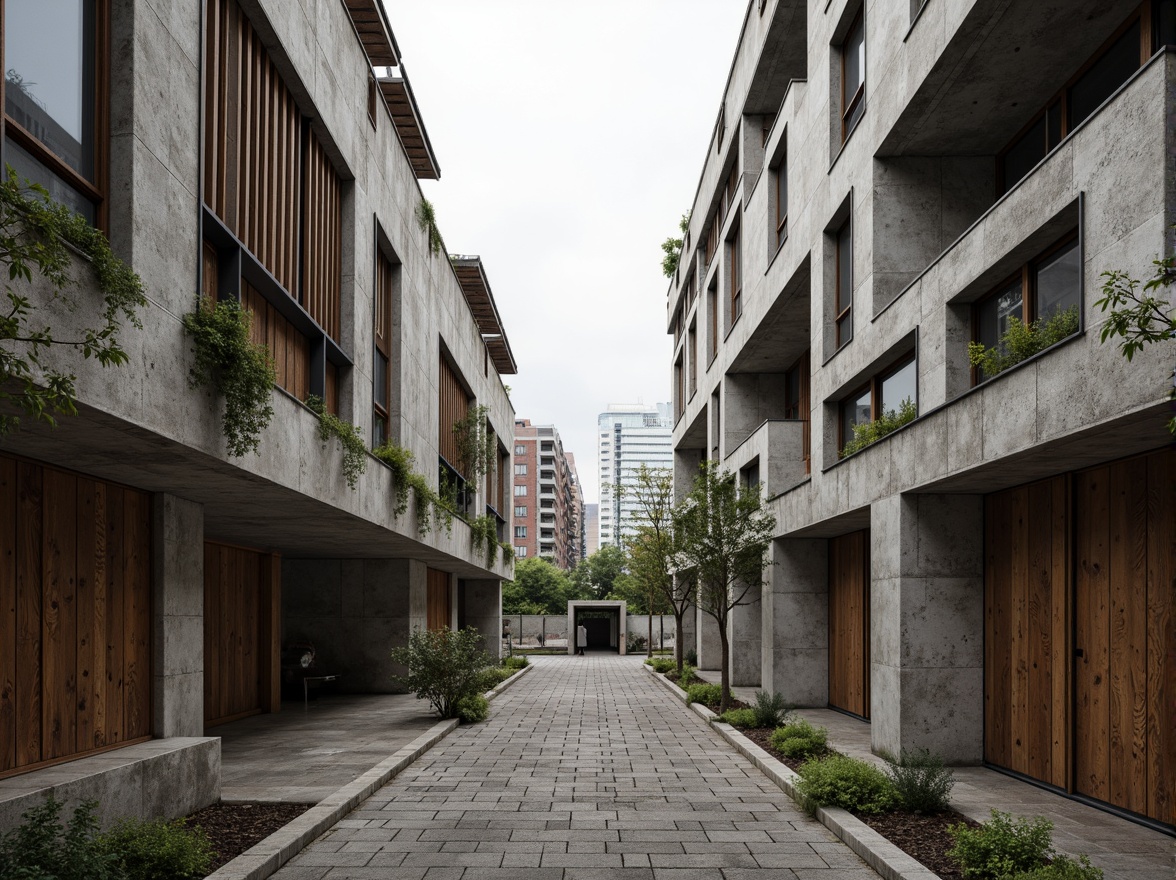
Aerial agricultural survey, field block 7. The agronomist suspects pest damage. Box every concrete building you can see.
[583,503,600,556]
[566,452,586,564]
[668,0,1175,830]
[512,420,581,570]
[0,0,515,830]
[597,403,673,547]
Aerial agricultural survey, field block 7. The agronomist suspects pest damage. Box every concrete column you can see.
[730,581,762,686]
[761,537,828,706]
[696,604,722,670]
[459,578,502,660]
[151,494,204,738]
[870,494,984,763]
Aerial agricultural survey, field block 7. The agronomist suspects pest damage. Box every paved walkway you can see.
[272,655,881,879]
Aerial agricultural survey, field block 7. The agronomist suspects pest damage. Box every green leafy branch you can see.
[840,398,917,459]
[183,297,275,457]
[372,441,455,537]
[415,198,444,257]
[660,211,690,278]
[307,394,367,489]
[469,513,501,566]
[452,403,495,480]
[0,170,147,436]
[967,306,1079,381]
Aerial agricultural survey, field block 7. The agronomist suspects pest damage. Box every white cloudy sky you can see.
[385,2,747,503]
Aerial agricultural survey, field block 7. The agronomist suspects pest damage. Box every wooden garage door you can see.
[0,454,152,778]
[829,530,870,719]
[203,542,280,728]
[1074,449,1174,825]
[983,475,1069,788]
[426,568,451,631]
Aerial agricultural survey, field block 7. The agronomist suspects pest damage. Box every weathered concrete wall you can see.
[459,579,502,660]
[762,537,828,705]
[730,581,762,687]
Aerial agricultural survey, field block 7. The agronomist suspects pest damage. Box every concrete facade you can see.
[668,0,1175,822]
[0,0,514,829]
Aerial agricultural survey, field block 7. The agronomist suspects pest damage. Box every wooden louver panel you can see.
[828,530,869,719]
[0,454,152,778]
[426,568,451,631]
[242,282,310,402]
[302,131,342,341]
[437,355,469,477]
[203,0,301,295]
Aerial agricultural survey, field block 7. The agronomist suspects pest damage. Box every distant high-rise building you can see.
[512,419,581,570]
[566,453,586,564]
[583,504,600,556]
[597,403,672,548]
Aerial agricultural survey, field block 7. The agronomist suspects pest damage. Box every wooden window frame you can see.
[373,244,394,443]
[367,74,379,130]
[688,320,698,398]
[774,153,788,250]
[835,215,853,349]
[707,284,718,364]
[840,7,865,143]
[997,2,1152,194]
[674,354,685,423]
[970,231,1081,385]
[838,352,916,453]
[728,223,742,326]
[784,350,811,473]
[1,0,110,229]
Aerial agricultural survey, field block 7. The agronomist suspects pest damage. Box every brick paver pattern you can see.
[272,655,881,880]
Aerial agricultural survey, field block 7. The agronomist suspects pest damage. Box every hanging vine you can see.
[373,440,454,537]
[452,403,495,480]
[468,514,500,566]
[307,395,367,489]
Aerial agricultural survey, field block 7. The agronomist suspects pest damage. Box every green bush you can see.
[840,398,917,458]
[502,655,529,670]
[882,748,955,814]
[685,683,723,707]
[685,648,698,666]
[717,708,758,727]
[477,666,512,691]
[968,305,1080,381]
[98,817,213,880]
[0,798,117,880]
[751,690,791,728]
[795,755,897,815]
[649,657,675,674]
[673,663,699,686]
[769,718,829,760]
[948,810,1054,880]
[455,694,489,724]
[1004,855,1104,880]
[391,626,493,719]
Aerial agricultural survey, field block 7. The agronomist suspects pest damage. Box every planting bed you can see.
[187,801,313,873]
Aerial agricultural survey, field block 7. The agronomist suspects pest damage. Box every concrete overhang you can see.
[342,0,401,67]
[727,256,810,373]
[378,71,441,180]
[451,255,518,375]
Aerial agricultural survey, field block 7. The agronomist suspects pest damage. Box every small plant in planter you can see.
[881,748,955,814]
[751,690,791,728]
[391,626,493,720]
[769,718,829,760]
[968,305,1080,381]
[684,682,723,707]
[947,810,1055,880]
[840,397,917,458]
[795,754,897,815]
[717,707,758,728]
[0,798,117,879]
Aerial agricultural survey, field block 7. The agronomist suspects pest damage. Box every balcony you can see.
[723,419,809,498]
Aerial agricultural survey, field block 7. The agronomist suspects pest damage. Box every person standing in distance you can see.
[576,623,587,656]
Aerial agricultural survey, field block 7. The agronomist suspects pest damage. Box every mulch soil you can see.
[724,725,982,878]
[187,801,313,873]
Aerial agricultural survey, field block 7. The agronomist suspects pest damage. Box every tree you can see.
[502,557,576,614]
[570,544,627,601]
[622,465,691,668]
[0,172,146,437]
[660,212,691,278]
[621,528,673,656]
[675,460,776,712]
[1097,258,1176,435]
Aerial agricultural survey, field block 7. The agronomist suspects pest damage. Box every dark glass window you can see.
[977,277,1024,355]
[1002,117,1046,194]
[880,358,917,416]
[841,10,866,139]
[729,226,742,323]
[1034,239,1081,320]
[1157,0,1176,48]
[841,386,872,449]
[836,217,853,347]
[784,368,801,420]
[1068,21,1141,129]
[775,156,788,248]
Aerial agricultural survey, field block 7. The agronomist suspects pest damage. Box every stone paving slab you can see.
[271,656,881,879]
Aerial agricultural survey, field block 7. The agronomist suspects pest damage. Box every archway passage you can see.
[567,600,627,654]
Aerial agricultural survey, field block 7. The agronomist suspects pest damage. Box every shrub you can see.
[968,305,1080,381]
[948,810,1054,880]
[455,694,489,724]
[840,397,917,458]
[0,798,117,880]
[649,657,675,674]
[1005,855,1104,880]
[796,755,897,815]
[673,663,699,686]
[627,634,648,653]
[770,718,829,761]
[751,690,791,728]
[685,683,722,707]
[717,708,758,727]
[882,748,955,814]
[502,655,529,670]
[391,626,492,719]
[98,817,213,880]
[685,647,698,666]
[477,666,512,691]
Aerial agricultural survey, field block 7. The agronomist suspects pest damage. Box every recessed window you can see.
[514,485,527,496]
[839,355,917,454]
[367,75,379,129]
[514,546,527,558]
[514,463,527,475]
[515,506,527,517]
[841,9,866,142]
[835,215,853,348]
[774,152,788,249]
[372,246,395,446]
[514,444,525,455]
[515,526,527,539]
[728,224,742,326]
[708,284,719,361]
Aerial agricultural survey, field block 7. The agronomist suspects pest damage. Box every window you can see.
[514,444,526,455]
[728,224,742,325]
[372,247,395,446]
[839,355,917,453]
[708,284,718,360]
[515,506,527,517]
[514,485,527,496]
[514,546,527,558]
[367,74,379,129]
[974,235,1081,382]
[705,217,720,267]
[688,321,698,397]
[515,526,527,539]
[674,355,684,422]
[784,350,811,473]
[774,153,788,249]
[841,8,866,142]
[3,0,106,225]
[514,463,527,475]
[835,215,853,348]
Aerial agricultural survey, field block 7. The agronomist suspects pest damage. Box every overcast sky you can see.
[385,2,747,504]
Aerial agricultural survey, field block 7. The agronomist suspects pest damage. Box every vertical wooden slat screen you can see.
[984,476,1069,789]
[828,530,869,719]
[437,355,470,476]
[325,361,339,416]
[0,453,152,779]
[242,282,310,401]
[375,251,392,359]
[204,0,301,294]
[302,130,342,341]
[426,568,451,631]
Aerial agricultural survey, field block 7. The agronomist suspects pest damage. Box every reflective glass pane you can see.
[374,350,389,409]
[837,221,853,310]
[844,17,864,99]
[1035,240,1081,324]
[842,387,872,446]
[880,358,917,416]
[977,279,1023,353]
[1069,21,1140,130]
[1002,116,1046,194]
[5,0,94,178]
[4,137,94,222]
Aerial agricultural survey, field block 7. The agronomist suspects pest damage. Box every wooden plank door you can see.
[426,568,451,631]
[828,530,870,719]
[204,542,269,728]
[1074,449,1174,825]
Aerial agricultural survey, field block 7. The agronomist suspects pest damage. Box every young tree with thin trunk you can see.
[623,465,694,673]
[675,460,775,713]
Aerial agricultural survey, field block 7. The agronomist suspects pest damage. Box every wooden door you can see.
[828,530,870,718]
[426,568,451,631]
[1074,449,1174,825]
[983,476,1069,788]
[204,542,279,727]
